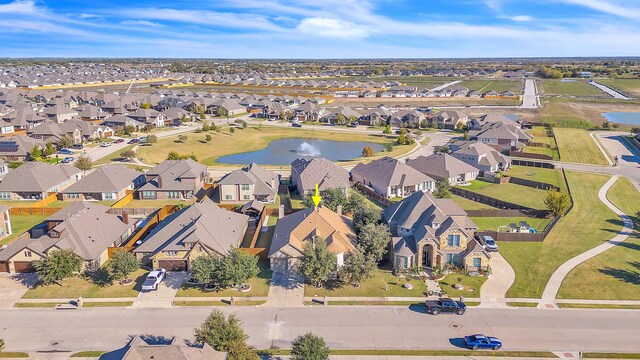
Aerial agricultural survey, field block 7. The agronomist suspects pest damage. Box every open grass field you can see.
[505,165,567,191]
[524,126,561,160]
[459,180,549,210]
[540,80,606,97]
[458,80,523,94]
[304,266,430,298]
[501,172,619,298]
[553,127,610,165]
[471,217,551,232]
[599,79,640,98]
[450,194,498,211]
[558,177,640,300]
[175,261,272,297]
[22,268,148,299]
[135,126,410,167]
[0,214,49,246]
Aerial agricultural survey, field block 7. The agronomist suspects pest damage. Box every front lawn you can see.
[0,214,49,246]
[553,128,610,165]
[471,217,551,232]
[22,268,148,299]
[175,261,272,297]
[558,177,640,300]
[505,165,567,191]
[501,172,619,298]
[254,215,277,249]
[458,180,549,210]
[438,273,488,298]
[304,266,430,298]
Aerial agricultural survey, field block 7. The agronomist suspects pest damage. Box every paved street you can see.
[588,81,630,100]
[521,79,539,108]
[0,306,639,353]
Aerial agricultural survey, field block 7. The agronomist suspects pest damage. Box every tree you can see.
[299,237,336,288]
[348,115,357,125]
[178,135,188,143]
[227,340,259,360]
[146,135,157,144]
[181,114,190,123]
[602,121,610,130]
[108,250,139,282]
[0,338,4,353]
[190,254,219,285]
[544,189,571,217]
[344,191,367,213]
[205,134,212,142]
[230,127,235,134]
[143,124,154,133]
[124,125,137,135]
[362,146,375,158]
[302,188,347,211]
[194,310,255,358]
[166,151,182,160]
[434,179,451,198]
[538,67,563,79]
[57,135,73,149]
[202,121,210,131]
[34,249,82,285]
[336,113,345,125]
[383,125,392,134]
[140,102,152,109]
[225,248,259,287]
[353,206,381,233]
[357,223,390,263]
[120,149,137,160]
[291,333,330,360]
[384,143,394,152]
[44,143,55,157]
[74,155,93,173]
[463,131,469,141]
[30,145,42,161]
[342,248,375,287]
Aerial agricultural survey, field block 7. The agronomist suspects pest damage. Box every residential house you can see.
[0,135,45,161]
[320,106,360,125]
[291,158,350,196]
[406,154,479,185]
[293,102,324,122]
[60,164,144,202]
[450,141,512,174]
[218,163,280,203]
[269,206,356,271]
[351,157,435,198]
[0,162,82,200]
[389,109,426,128]
[137,159,208,200]
[133,198,248,271]
[383,191,489,271]
[104,336,227,360]
[359,106,393,126]
[209,98,246,116]
[127,109,166,128]
[0,202,133,273]
[434,110,469,130]
[27,121,83,145]
[468,121,533,152]
[41,105,78,123]
[101,114,138,129]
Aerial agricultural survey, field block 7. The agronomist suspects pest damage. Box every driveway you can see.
[0,273,38,308]
[266,270,305,308]
[132,271,189,308]
[479,253,515,308]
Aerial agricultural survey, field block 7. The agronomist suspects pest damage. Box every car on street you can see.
[139,137,148,143]
[58,149,73,155]
[480,235,498,252]
[115,138,125,143]
[292,122,302,127]
[61,157,74,163]
[141,268,166,291]
[71,144,84,150]
[425,297,466,315]
[128,138,139,144]
[464,334,502,350]
[324,123,336,126]
[100,142,112,147]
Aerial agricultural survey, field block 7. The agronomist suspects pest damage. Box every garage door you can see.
[0,261,9,273]
[271,258,288,272]
[13,261,35,273]
[157,260,187,272]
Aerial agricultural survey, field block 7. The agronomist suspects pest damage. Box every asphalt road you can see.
[0,306,639,353]
[588,81,630,100]
[521,79,539,108]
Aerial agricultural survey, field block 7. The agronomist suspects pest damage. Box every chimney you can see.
[336,205,342,216]
[122,211,129,225]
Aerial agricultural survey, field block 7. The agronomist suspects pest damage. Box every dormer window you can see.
[433,223,440,229]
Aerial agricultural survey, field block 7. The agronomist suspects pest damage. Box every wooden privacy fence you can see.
[512,159,555,169]
[466,209,549,218]
[248,209,268,249]
[108,205,179,257]
[33,193,58,207]
[111,190,134,208]
[509,150,553,160]
[353,183,393,207]
[451,187,538,211]
[108,207,159,216]
[9,207,61,215]
[239,247,268,260]
[527,142,552,148]
[508,176,560,191]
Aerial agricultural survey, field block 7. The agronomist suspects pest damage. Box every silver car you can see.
[481,235,498,252]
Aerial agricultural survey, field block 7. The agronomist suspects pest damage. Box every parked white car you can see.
[141,268,166,291]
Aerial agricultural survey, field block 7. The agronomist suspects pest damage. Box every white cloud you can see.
[560,0,640,20]
[121,20,162,27]
[296,17,373,39]
[0,0,41,15]
[507,15,533,21]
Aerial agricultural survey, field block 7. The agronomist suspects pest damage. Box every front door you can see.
[422,250,432,267]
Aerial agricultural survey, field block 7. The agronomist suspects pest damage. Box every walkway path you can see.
[266,270,305,307]
[539,175,635,309]
[589,131,614,166]
[479,253,515,308]
[588,80,630,100]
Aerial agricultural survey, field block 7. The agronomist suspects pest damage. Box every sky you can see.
[0,0,639,58]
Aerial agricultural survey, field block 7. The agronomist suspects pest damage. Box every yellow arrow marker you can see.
[311,183,322,207]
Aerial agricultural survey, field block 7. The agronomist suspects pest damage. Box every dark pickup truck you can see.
[425,298,466,315]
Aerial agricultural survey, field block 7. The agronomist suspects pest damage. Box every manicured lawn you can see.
[125,199,186,208]
[136,126,410,166]
[0,214,49,246]
[600,79,640,98]
[541,79,605,97]
[438,273,488,298]
[304,266,430,298]
[558,177,640,300]
[524,145,560,160]
[94,144,136,166]
[22,268,148,299]
[458,180,549,210]
[0,200,39,208]
[459,80,523,93]
[471,217,551,232]
[501,172,619,298]
[254,215,276,249]
[505,165,567,191]
[450,194,497,210]
[175,261,272,297]
[553,128,610,165]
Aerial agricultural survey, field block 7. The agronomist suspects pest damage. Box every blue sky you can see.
[0,0,639,58]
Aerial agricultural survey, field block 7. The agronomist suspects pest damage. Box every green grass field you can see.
[505,165,567,191]
[175,262,272,297]
[459,180,549,210]
[599,79,640,98]
[501,172,619,298]
[0,214,49,246]
[471,217,551,232]
[553,128,610,165]
[459,80,523,93]
[541,80,606,97]
[558,177,640,300]
[450,194,498,211]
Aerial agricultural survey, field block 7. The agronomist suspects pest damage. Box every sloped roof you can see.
[352,156,434,188]
[0,162,81,192]
[62,164,141,194]
[291,158,350,193]
[406,154,479,180]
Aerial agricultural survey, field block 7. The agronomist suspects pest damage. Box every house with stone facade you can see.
[137,159,207,201]
[218,163,280,203]
[351,157,435,198]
